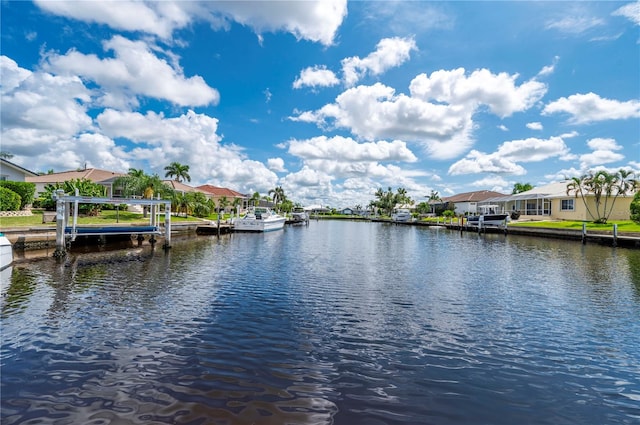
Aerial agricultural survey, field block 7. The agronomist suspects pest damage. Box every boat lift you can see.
[53,190,172,257]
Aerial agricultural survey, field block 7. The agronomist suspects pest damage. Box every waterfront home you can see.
[440,190,507,215]
[26,167,126,197]
[1,158,38,182]
[481,181,637,221]
[196,184,246,212]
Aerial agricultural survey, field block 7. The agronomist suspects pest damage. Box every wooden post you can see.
[582,222,587,244]
[612,223,618,247]
[217,208,221,237]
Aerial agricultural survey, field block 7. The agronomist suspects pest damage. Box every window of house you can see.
[560,199,574,211]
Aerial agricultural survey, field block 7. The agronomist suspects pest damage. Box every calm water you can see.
[2,221,640,425]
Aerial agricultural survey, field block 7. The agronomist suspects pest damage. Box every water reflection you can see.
[1,222,639,424]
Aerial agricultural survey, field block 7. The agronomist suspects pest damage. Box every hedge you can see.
[631,191,640,224]
[0,186,21,211]
[0,181,35,209]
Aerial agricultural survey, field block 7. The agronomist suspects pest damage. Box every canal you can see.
[2,221,639,424]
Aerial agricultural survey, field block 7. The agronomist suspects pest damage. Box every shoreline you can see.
[1,219,639,258]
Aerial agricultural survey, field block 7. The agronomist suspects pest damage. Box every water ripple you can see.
[2,224,640,424]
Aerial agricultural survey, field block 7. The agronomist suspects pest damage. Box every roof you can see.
[442,190,506,203]
[485,181,585,203]
[482,180,639,203]
[26,168,125,184]
[163,180,199,192]
[196,184,245,198]
[0,158,38,177]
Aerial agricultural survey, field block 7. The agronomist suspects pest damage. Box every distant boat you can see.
[0,233,13,270]
[288,207,309,225]
[391,208,413,222]
[466,205,509,227]
[233,207,286,232]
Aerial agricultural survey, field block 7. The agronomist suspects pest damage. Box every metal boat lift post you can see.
[53,191,172,257]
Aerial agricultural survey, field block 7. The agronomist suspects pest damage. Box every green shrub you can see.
[0,181,35,209]
[631,191,640,224]
[0,186,21,211]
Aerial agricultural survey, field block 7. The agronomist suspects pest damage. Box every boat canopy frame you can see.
[52,190,172,256]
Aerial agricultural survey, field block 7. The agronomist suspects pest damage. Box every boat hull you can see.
[391,209,412,222]
[233,216,286,232]
[0,235,13,271]
[467,214,509,226]
[234,217,286,232]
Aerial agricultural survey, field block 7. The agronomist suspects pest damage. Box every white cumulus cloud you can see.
[580,138,624,169]
[342,36,417,86]
[542,92,640,124]
[448,150,526,176]
[42,36,219,108]
[409,68,547,118]
[292,67,547,160]
[448,135,575,176]
[287,135,417,162]
[35,0,348,45]
[293,66,340,89]
[267,157,286,172]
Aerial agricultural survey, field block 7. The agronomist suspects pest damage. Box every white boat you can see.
[466,205,509,227]
[0,233,13,270]
[289,207,309,225]
[391,208,413,222]
[233,207,286,232]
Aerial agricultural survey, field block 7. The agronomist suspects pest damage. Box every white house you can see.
[441,190,506,215]
[0,158,38,182]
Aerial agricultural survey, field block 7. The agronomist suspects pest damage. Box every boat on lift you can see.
[391,208,413,222]
[466,205,509,227]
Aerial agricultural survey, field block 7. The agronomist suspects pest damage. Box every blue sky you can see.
[1,1,639,208]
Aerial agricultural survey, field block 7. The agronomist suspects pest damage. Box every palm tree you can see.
[250,191,261,207]
[113,171,170,217]
[164,162,191,183]
[373,187,396,217]
[566,170,637,223]
[395,187,412,206]
[512,182,533,194]
[268,186,286,211]
[603,169,637,220]
[171,191,192,217]
[218,195,229,216]
[128,168,145,178]
[427,190,442,214]
[232,197,243,215]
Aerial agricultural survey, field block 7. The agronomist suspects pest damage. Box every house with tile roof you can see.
[196,184,246,212]
[441,190,507,215]
[163,180,201,194]
[26,168,126,197]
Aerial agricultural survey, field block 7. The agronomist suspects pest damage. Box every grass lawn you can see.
[415,215,640,233]
[508,219,640,233]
